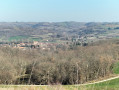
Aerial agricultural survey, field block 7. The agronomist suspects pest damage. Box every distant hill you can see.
[0,22,119,42]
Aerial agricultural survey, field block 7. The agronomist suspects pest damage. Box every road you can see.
[77,75,119,86]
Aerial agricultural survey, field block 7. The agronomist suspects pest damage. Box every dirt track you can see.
[78,75,119,86]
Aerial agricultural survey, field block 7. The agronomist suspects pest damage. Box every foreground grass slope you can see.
[0,77,119,90]
[90,78,119,89]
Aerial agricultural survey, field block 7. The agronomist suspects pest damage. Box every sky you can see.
[0,0,119,22]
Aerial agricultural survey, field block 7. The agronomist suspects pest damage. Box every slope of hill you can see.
[0,22,119,42]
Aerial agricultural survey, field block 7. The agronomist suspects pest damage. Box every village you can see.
[0,41,70,51]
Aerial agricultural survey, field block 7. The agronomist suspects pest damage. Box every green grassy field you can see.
[8,36,42,42]
[8,36,29,41]
[84,77,119,90]
[0,77,119,90]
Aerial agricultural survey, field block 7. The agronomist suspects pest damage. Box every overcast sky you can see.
[0,0,119,22]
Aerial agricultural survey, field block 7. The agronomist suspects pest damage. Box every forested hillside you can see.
[0,39,119,85]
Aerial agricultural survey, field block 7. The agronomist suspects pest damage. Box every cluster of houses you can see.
[0,41,68,51]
